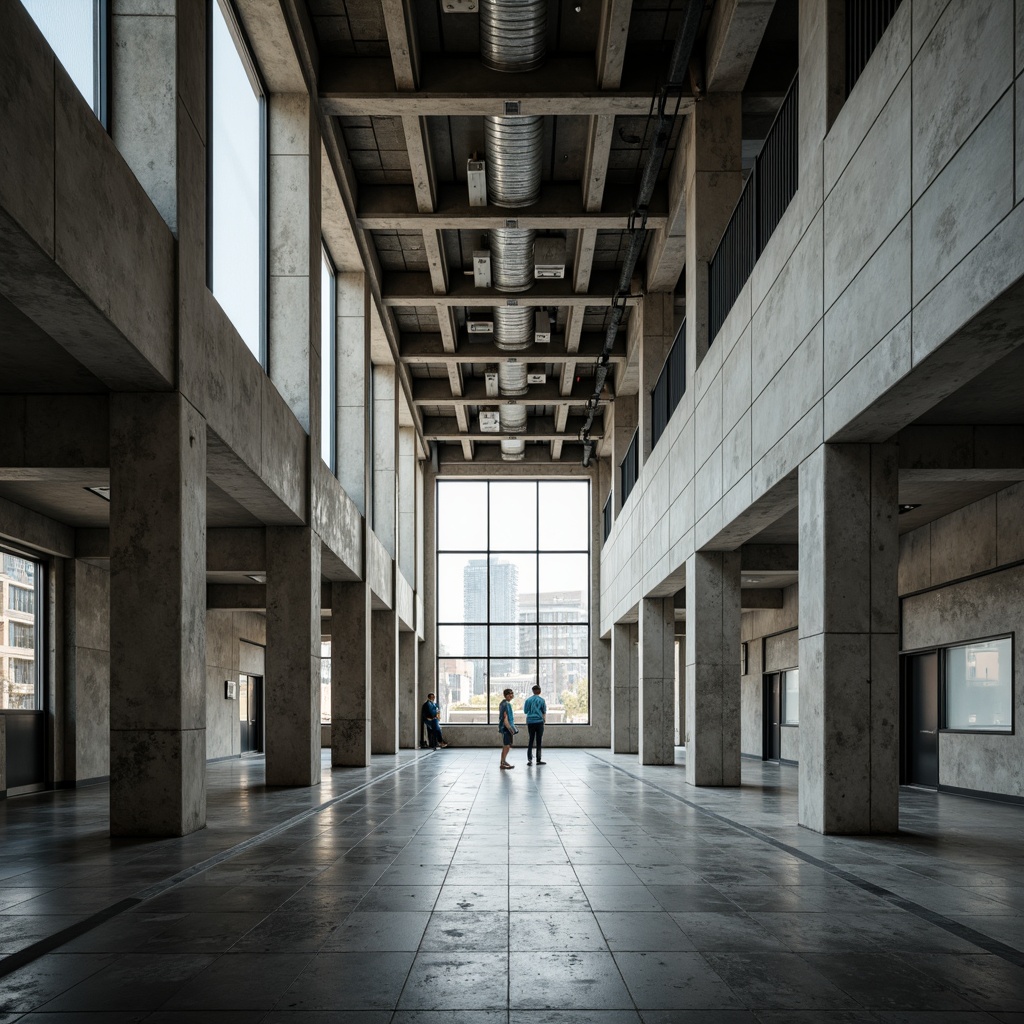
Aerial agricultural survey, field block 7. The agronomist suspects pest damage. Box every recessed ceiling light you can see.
[85,486,110,502]
[898,503,921,514]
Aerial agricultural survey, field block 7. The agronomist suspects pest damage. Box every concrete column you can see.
[685,551,741,786]
[266,527,322,787]
[798,443,899,834]
[331,579,371,766]
[337,274,370,513]
[398,629,418,748]
[674,635,684,746]
[398,426,416,583]
[638,292,676,465]
[638,598,675,765]
[611,622,638,753]
[611,395,638,515]
[372,365,398,556]
[798,0,845,182]
[268,95,319,436]
[109,393,206,836]
[684,92,743,361]
[371,605,399,754]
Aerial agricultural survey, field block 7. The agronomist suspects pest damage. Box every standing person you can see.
[498,688,517,769]
[523,684,547,765]
[422,692,447,749]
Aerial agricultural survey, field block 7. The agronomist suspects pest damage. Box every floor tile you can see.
[420,910,509,950]
[159,952,312,1010]
[508,951,632,1009]
[398,951,509,1010]
[596,911,694,952]
[510,911,607,951]
[612,951,743,1010]
[274,951,414,1010]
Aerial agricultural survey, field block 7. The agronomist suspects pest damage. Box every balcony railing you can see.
[602,494,612,543]
[846,0,903,96]
[708,75,798,345]
[620,429,639,506]
[651,318,686,452]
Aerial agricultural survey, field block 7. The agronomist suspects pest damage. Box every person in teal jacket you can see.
[498,688,516,769]
[523,684,547,765]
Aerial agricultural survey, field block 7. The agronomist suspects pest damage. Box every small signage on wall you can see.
[225,679,238,700]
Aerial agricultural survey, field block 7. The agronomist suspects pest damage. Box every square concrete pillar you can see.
[371,606,399,754]
[611,622,638,753]
[266,527,322,787]
[109,393,206,836]
[331,580,371,766]
[685,551,741,787]
[398,629,418,748]
[798,443,899,834]
[639,598,675,765]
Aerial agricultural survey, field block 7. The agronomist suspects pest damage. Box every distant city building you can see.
[463,557,519,661]
[0,554,38,710]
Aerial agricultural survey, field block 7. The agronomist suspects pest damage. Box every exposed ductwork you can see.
[479,0,546,458]
[499,403,527,461]
[484,117,543,207]
[497,360,528,396]
[480,0,546,72]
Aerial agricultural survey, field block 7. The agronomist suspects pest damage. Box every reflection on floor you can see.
[1,748,1023,1021]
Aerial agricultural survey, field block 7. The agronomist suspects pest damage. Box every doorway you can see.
[763,673,781,761]
[904,652,938,787]
[239,674,263,753]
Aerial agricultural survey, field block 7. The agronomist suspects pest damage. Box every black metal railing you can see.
[651,319,686,451]
[708,75,798,345]
[846,0,903,96]
[602,494,613,543]
[620,429,639,505]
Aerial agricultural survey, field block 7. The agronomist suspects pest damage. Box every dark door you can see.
[763,674,781,761]
[906,652,938,787]
[239,675,262,753]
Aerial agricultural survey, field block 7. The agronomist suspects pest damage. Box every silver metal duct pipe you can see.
[499,404,527,461]
[493,306,533,351]
[485,116,543,207]
[497,360,528,396]
[480,0,546,72]
[490,228,536,292]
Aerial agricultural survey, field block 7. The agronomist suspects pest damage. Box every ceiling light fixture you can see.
[85,485,110,502]
[898,503,921,514]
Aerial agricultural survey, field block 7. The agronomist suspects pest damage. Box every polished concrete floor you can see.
[1,747,1023,1022]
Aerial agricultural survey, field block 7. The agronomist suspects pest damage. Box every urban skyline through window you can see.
[436,479,590,726]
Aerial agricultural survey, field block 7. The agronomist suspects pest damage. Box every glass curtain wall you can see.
[209,0,266,363]
[0,552,44,710]
[321,247,336,471]
[436,480,590,726]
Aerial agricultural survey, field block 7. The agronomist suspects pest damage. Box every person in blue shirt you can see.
[498,688,516,769]
[422,693,447,749]
[523,684,547,765]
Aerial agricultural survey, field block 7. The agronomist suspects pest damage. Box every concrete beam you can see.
[399,333,627,364]
[411,378,612,406]
[740,544,799,572]
[422,415,604,442]
[437,443,591,465]
[705,0,776,92]
[207,527,267,573]
[382,272,640,307]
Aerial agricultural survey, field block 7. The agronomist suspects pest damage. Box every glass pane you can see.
[542,661,589,720]
[439,624,486,658]
[211,0,263,362]
[439,657,487,723]
[945,638,1012,731]
[518,623,538,658]
[490,660,535,710]
[489,625,521,659]
[437,481,488,550]
[320,640,331,723]
[438,554,487,622]
[3,554,41,710]
[320,249,335,469]
[238,674,248,722]
[538,553,589,617]
[490,481,537,549]
[783,670,799,725]
[539,624,588,657]
[539,481,589,550]
[23,0,97,113]
[489,553,535,623]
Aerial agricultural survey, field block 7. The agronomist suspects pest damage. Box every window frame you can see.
[940,633,1015,736]
[435,478,592,726]
[0,546,46,712]
[320,244,337,473]
[781,667,799,727]
[206,0,268,367]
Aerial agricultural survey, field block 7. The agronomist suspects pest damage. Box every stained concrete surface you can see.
[1,750,1024,1018]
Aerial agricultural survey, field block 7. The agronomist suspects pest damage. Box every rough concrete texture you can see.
[0,715,5,793]
[371,606,399,754]
[331,580,371,766]
[639,597,675,765]
[398,630,418,748]
[373,365,397,557]
[109,393,207,836]
[206,613,267,761]
[265,526,322,787]
[611,622,639,754]
[798,443,898,835]
[685,551,741,785]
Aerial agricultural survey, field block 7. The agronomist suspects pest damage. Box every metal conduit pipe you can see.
[497,360,528,396]
[485,116,543,207]
[480,0,546,72]
[490,228,536,292]
[499,404,528,461]
[493,306,534,351]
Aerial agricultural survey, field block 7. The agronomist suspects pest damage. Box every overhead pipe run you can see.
[579,0,704,467]
[480,0,546,71]
[499,403,528,461]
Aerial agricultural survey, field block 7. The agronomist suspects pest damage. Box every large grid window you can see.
[209,0,266,364]
[320,246,336,471]
[22,0,107,123]
[1,552,44,710]
[436,480,590,726]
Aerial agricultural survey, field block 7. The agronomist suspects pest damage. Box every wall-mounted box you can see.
[534,237,566,278]
[467,314,494,334]
[527,373,546,384]
[479,410,500,432]
[534,310,551,343]
[473,250,492,288]
[484,372,499,397]
[467,159,487,207]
